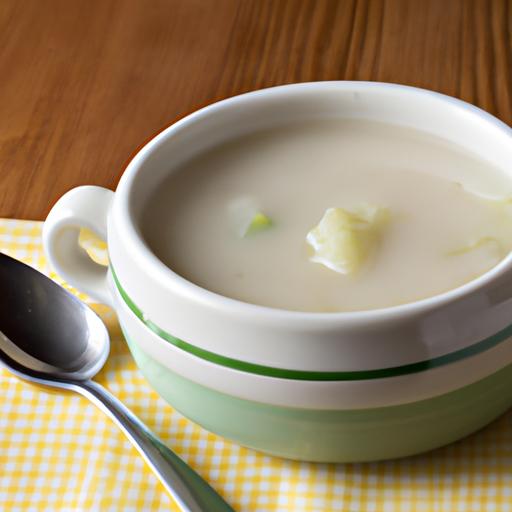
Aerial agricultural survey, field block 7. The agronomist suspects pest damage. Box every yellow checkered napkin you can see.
[1,219,512,512]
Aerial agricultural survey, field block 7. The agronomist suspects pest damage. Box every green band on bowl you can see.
[111,267,512,381]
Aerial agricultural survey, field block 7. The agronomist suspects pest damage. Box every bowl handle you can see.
[43,186,114,307]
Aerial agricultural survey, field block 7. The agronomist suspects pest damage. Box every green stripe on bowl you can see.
[111,267,512,381]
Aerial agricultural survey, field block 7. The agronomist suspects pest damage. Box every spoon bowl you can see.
[0,252,108,380]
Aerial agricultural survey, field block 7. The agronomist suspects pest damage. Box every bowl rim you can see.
[114,80,512,325]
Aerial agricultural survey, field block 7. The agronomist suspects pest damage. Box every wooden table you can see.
[1,0,510,220]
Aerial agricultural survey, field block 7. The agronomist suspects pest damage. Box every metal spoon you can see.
[0,252,234,512]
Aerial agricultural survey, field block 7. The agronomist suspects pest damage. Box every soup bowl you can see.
[43,82,512,462]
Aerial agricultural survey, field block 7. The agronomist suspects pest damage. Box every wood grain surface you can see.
[0,0,511,220]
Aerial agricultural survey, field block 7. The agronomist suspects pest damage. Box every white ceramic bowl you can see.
[43,82,512,461]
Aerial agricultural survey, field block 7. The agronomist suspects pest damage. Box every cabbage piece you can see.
[245,211,272,235]
[306,204,389,274]
[447,184,510,263]
[229,197,273,237]
[447,237,504,259]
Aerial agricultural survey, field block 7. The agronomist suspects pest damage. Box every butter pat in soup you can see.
[142,120,512,313]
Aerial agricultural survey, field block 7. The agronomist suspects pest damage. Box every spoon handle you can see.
[76,380,234,512]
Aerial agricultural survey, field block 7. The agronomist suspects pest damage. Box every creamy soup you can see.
[142,119,512,312]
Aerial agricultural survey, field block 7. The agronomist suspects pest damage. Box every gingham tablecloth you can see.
[1,218,512,512]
